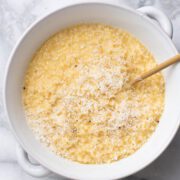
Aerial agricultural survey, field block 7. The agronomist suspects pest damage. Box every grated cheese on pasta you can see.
[23,24,165,164]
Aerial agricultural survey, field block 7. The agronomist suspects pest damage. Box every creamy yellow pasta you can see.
[23,24,164,164]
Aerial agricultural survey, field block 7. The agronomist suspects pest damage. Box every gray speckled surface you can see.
[0,0,180,179]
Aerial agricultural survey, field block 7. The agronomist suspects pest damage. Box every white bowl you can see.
[3,2,180,179]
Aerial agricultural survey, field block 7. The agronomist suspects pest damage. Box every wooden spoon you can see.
[132,54,180,85]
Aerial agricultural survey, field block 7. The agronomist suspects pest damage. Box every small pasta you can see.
[23,24,165,164]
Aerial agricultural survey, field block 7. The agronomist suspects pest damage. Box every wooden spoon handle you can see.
[132,54,180,85]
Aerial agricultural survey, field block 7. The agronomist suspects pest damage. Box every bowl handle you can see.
[137,6,173,38]
[16,144,51,177]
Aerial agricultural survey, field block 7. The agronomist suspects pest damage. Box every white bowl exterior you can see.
[4,3,180,180]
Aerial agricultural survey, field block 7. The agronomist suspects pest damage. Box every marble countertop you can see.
[0,0,180,179]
